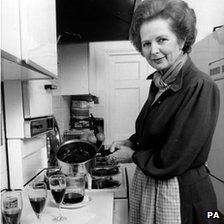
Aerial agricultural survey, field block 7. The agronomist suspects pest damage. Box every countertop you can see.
[20,190,114,224]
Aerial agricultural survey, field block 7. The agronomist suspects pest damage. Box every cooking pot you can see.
[56,139,98,189]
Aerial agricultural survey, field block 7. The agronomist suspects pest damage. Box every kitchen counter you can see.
[20,190,114,224]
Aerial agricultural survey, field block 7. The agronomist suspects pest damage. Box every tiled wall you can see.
[52,95,71,135]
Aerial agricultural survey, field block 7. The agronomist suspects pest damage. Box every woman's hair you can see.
[129,0,197,54]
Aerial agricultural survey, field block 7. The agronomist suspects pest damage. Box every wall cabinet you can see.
[58,43,89,95]
[19,0,57,76]
[1,0,58,79]
[1,0,21,59]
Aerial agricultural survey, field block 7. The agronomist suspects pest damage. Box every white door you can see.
[89,41,155,144]
[108,52,154,142]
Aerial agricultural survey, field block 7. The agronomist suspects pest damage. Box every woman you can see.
[109,0,221,223]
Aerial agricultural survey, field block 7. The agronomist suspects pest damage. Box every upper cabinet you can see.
[58,43,89,95]
[1,0,58,80]
[19,0,58,76]
[1,0,21,59]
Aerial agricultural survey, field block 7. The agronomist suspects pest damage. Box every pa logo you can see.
[206,211,220,219]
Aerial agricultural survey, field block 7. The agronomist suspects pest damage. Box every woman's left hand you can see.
[108,145,134,163]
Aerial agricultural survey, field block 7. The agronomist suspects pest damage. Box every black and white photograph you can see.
[1,0,224,223]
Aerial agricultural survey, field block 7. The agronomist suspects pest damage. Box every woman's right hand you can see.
[109,139,134,153]
[108,145,134,163]
[108,139,135,163]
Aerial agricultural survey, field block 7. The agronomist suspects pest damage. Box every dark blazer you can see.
[129,56,222,223]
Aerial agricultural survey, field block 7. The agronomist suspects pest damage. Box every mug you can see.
[64,174,86,204]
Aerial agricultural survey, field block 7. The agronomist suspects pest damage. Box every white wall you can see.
[52,52,72,136]
[185,0,224,42]
[52,95,70,136]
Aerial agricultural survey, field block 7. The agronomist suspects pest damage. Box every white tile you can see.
[61,96,71,108]
[53,110,62,124]
[52,95,61,108]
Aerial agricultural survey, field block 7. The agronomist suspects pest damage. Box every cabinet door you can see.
[58,44,89,95]
[1,0,21,58]
[19,0,58,77]
[114,199,128,224]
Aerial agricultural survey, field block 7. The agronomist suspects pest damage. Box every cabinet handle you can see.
[44,84,57,90]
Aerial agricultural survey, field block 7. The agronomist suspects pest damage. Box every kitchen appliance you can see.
[55,141,128,198]
[90,146,128,199]
[3,79,54,189]
[190,26,224,213]
[28,162,128,200]
[26,149,129,223]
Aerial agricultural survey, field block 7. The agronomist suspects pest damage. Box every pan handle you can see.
[98,147,119,157]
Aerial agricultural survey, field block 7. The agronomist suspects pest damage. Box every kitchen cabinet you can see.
[114,199,129,224]
[1,0,58,79]
[1,0,21,59]
[58,43,89,95]
[19,0,57,77]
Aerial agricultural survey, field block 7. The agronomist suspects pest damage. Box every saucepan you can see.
[56,139,99,189]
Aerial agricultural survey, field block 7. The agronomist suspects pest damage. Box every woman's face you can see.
[140,18,185,72]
